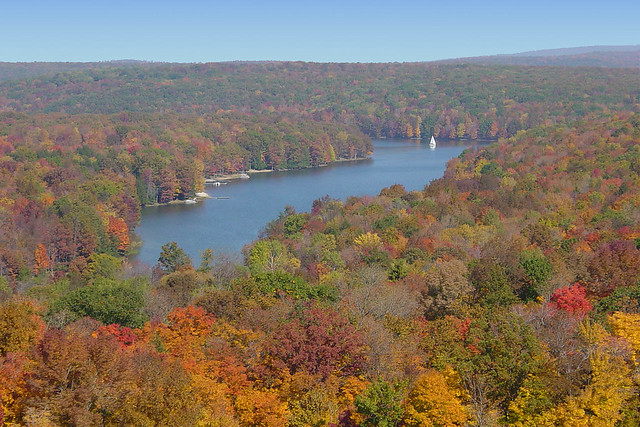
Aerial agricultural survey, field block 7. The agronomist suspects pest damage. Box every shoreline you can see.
[143,193,211,208]
[134,139,469,263]
[145,156,371,208]
[208,156,371,180]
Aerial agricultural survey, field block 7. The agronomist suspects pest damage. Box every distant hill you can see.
[1,45,638,83]
[441,45,640,68]
[0,60,168,82]
[509,45,640,57]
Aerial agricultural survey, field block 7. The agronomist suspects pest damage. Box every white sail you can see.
[429,135,436,149]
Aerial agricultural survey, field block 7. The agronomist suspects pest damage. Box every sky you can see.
[2,0,639,63]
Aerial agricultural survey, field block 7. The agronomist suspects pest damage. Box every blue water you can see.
[133,139,484,265]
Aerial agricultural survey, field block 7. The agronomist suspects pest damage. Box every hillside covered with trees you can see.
[0,111,369,283]
[1,55,640,425]
[1,62,638,140]
[2,112,640,425]
[0,61,164,83]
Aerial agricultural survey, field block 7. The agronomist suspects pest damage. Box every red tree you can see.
[549,283,592,316]
[265,303,366,379]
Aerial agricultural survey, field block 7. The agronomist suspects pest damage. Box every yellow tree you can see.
[0,301,44,356]
[403,369,469,426]
[609,311,640,364]
[235,388,289,427]
[554,321,633,426]
[405,122,414,138]
[354,232,383,252]
[507,375,557,427]
[555,352,632,426]
[413,116,422,139]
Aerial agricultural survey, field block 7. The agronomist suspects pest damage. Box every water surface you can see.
[133,139,483,265]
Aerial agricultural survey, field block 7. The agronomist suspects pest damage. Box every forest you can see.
[1,62,639,140]
[1,57,640,426]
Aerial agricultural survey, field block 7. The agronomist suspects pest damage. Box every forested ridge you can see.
[1,62,639,139]
[1,46,637,82]
[0,61,164,83]
[1,57,640,425]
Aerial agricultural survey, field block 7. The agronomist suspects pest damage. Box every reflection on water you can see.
[133,139,485,265]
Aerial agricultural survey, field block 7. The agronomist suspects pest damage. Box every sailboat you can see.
[429,135,436,149]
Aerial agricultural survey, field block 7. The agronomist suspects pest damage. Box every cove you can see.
[133,139,484,265]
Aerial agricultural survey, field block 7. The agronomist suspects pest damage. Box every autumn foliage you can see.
[266,303,366,379]
[33,243,50,275]
[107,216,130,252]
[2,59,640,425]
[550,283,592,316]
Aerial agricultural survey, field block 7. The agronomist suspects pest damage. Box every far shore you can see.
[143,192,210,208]
[146,156,371,208]
[209,156,371,181]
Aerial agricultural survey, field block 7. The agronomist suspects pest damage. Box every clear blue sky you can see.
[2,0,639,63]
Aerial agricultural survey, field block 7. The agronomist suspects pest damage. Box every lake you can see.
[132,139,485,265]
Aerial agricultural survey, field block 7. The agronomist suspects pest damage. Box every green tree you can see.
[246,239,300,275]
[51,279,147,328]
[471,263,518,308]
[283,213,307,238]
[86,253,121,281]
[0,276,10,302]
[519,249,552,300]
[354,379,404,427]
[157,269,202,308]
[197,248,215,273]
[462,310,544,418]
[388,258,410,281]
[158,241,192,273]
[253,271,338,302]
